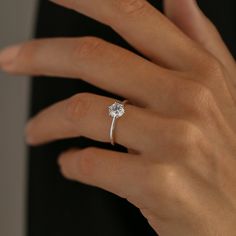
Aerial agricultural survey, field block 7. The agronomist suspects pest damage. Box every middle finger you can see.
[4,37,174,108]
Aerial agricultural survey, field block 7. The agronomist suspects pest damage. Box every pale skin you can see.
[0,0,236,235]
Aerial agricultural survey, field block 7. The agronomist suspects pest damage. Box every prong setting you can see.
[108,102,125,118]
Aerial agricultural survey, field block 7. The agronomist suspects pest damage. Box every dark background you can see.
[27,1,236,235]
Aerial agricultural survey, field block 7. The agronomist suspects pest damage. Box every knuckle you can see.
[73,37,106,60]
[199,55,224,78]
[173,121,202,153]
[162,167,180,190]
[146,165,190,220]
[147,165,180,199]
[172,79,216,118]
[178,122,200,141]
[65,93,92,122]
[115,0,147,15]
[195,85,218,119]
[190,83,215,112]
[160,166,188,203]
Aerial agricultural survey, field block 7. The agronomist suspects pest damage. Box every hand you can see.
[0,0,236,235]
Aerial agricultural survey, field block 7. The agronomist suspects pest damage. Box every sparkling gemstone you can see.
[109,102,125,118]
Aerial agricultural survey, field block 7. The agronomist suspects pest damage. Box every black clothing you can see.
[27,1,236,235]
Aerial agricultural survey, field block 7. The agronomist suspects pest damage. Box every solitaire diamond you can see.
[109,102,125,118]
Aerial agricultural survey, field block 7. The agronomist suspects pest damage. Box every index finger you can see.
[50,0,203,70]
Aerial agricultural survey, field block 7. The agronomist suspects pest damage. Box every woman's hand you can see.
[1,0,236,235]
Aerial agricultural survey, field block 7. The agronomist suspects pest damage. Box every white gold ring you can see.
[108,100,128,145]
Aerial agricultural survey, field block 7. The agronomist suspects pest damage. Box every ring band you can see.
[108,100,128,145]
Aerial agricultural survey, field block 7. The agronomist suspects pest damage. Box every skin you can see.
[0,0,236,235]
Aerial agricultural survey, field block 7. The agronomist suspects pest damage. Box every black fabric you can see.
[27,1,236,236]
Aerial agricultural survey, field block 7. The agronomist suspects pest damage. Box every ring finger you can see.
[26,92,154,152]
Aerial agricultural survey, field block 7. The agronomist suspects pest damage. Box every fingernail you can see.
[24,132,35,145]
[24,120,36,144]
[0,44,22,68]
[25,135,35,145]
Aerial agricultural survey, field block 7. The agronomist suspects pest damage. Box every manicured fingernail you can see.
[25,120,36,144]
[25,136,35,145]
[0,44,21,69]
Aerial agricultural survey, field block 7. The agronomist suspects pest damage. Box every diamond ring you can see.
[108,100,128,145]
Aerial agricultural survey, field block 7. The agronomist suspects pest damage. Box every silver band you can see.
[108,100,128,145]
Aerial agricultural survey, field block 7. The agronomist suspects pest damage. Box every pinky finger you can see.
[58,147,149,201]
